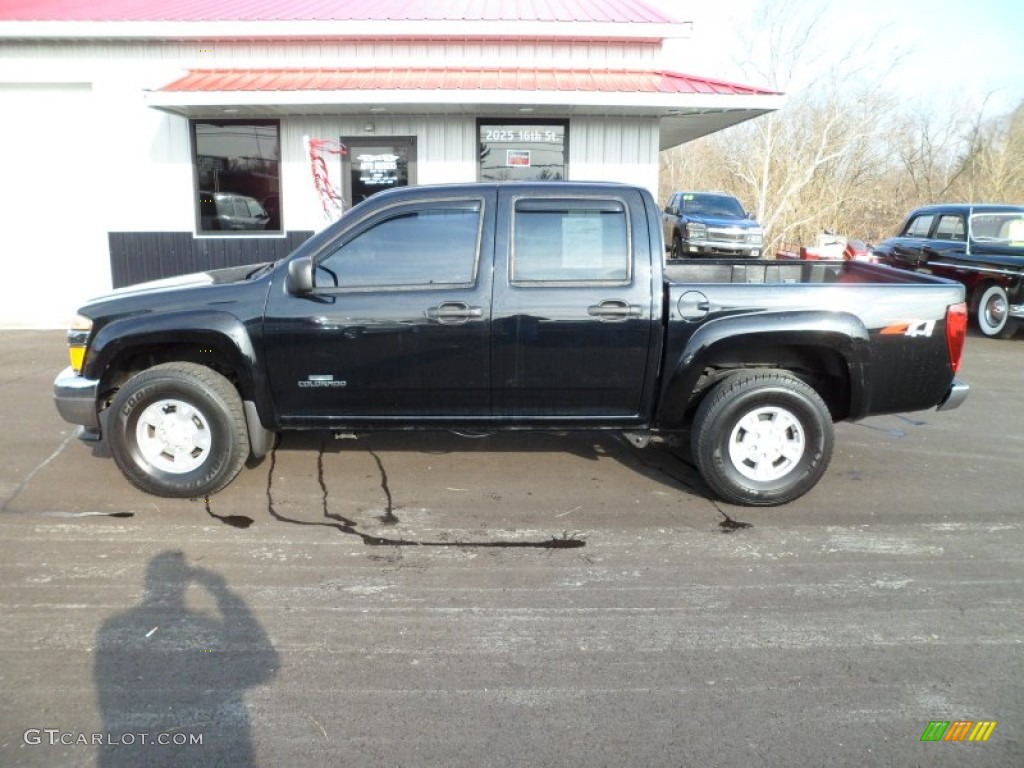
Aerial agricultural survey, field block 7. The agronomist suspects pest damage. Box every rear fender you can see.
[656,310,872,427]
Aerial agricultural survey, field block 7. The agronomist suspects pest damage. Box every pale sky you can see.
[654,0,1024,118]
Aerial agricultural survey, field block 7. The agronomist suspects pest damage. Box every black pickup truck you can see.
[54,182,969,506]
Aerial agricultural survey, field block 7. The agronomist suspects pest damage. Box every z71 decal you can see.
[881,320,936,337]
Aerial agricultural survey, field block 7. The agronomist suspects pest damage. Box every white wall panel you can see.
[0,84,111,327]
[569,117,660,201]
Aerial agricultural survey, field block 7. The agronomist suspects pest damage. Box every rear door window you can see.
[511,199,630,284]
[903,214,935,238]
[934,214,966,241]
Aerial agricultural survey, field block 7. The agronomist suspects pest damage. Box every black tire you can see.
[671,233,684,260]
[691,371,834,506]
[974,283,1019,339]
[107,363,250,497]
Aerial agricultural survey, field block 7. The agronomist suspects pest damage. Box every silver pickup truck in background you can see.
[663,190,764,259]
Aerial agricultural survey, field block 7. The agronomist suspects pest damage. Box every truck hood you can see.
[688,215,761,230]
[78,263,273,321]
[84,264,267,304]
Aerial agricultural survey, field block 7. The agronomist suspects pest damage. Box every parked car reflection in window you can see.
[199,191,271,232]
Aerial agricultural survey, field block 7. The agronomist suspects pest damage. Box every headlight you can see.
[749,232,764,245]
[67,314,92,373]
[685,222,707,240]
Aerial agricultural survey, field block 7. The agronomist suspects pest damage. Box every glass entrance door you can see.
[342,136,417,206]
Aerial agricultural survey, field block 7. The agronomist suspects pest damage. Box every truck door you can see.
[491,190,657,421]
[262,191,495,423]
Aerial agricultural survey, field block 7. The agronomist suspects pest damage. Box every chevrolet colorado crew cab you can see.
[54,182,969,506]
[873,203,1024,339]
[663,191,764,259]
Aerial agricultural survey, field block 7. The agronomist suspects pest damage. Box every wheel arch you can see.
[655,312,872,429]
[85,310,274,429]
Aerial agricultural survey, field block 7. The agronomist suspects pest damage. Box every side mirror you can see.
[285,256,314,295]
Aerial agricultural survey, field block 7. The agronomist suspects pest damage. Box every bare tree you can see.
[660,0,904,253]
[954,100,1024,202]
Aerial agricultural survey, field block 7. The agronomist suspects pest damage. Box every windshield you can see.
[970,212,1024,245]
[679,194,746,218]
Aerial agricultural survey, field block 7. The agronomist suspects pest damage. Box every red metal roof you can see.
[0,0,675,23]
[159,67,778,96]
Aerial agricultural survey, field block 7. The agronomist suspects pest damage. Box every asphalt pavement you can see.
[0,330,1021,767]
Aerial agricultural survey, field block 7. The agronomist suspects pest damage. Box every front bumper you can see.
[53,367,100,428]
[936,379,970,412]
[684,241,761,258]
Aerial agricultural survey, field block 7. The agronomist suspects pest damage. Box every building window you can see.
[192,120,281,234]
[478,119,567,182]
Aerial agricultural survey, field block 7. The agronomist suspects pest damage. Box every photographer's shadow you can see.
[94,551,279,767]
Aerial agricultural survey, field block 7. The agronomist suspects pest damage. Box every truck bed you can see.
[664,259,947,286]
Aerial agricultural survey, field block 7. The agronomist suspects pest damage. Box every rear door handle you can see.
[426,301,483,323]
[587,300,642,320]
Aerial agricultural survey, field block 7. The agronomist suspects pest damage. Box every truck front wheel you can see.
[692,371,834,506]
[107,363,250,497]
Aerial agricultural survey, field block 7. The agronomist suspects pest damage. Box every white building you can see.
[0,0,781,327]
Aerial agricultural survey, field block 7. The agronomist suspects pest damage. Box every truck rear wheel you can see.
[974,283,1019,339]
[691,371,834,506]
[107,363,249,498]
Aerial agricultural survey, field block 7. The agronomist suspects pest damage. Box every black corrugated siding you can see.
[108,231,315,288]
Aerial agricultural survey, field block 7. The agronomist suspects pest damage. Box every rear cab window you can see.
[511,198,631,285]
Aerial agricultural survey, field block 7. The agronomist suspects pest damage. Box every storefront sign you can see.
[506,149,531,167]
[357,153,401,186]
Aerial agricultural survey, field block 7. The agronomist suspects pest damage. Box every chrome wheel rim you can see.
[135,399,212,474]
[982,291,1007,330]
[728,406,806,482]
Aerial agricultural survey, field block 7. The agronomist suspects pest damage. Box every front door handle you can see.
[587,300,642,320]
[426,301,483,323]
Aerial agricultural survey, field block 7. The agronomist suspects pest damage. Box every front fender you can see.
[656,310,872,427]
[84,310,269,421]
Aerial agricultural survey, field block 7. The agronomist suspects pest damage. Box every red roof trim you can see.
[158,68,779,97]
[0,0,676,24]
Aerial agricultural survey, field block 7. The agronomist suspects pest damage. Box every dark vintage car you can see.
[873,204,1024,338]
